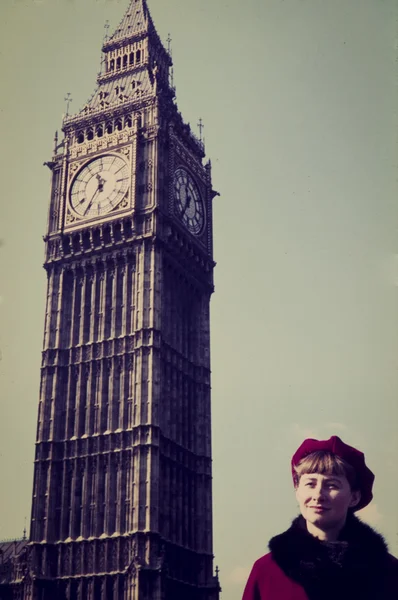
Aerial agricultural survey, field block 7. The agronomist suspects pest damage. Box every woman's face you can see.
[296,473,361,537]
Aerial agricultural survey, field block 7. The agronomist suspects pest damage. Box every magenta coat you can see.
[243,552,309,600]
[242,516,398,600]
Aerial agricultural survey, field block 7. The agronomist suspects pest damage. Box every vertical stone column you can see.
[93,362,101,435]
[96,264,106,343]
[112,358,121,432]
[73,364,82,438]
[100,264,109,341]
[93,455,101,538]
[36,368,47,443]
[47,266,59,349]
[89,459,97,538]
[73,268,84,346]
[103,457,110,536]
[30,462,42,541]
[90,262,98,343]
[43,267,55,350]
[68,460,77,539]
[81,456,89,539]
[79,265,88,345]
[54,267,65,349]
[68,266,78,348]
[60,461,70,541]
[118,357,125,432]
[78,365,89,437]
[111,258,118,338]
[121,255,128,337]
[101,359,111,432]
[85,362,93,436]
[115,455,122,535]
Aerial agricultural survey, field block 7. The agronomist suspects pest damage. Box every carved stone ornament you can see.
[120,146,131,158]
[66,210,77,225]
[69,162,80,177]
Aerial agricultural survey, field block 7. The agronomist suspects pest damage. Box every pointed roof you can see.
[105,0,154,47]
[63,0,172,127]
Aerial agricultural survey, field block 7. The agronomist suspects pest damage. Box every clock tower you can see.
[27,1,220,599]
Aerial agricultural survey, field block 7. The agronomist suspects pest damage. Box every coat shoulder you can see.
[388,553,398,565]
[242,552,308,600]
[387,553,398,576]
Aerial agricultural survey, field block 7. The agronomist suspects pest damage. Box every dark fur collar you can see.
[269,514,390,600]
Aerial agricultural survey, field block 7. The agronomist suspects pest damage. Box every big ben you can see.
[25,1,221,598]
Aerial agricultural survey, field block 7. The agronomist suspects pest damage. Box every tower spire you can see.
[106,0,153,45]
[63,0,173,123]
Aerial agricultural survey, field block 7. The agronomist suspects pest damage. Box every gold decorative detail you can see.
[69,163,80,176]
[66,211,76,224]
[121,147,131,158]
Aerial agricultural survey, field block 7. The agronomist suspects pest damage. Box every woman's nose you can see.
[312,484,325,500]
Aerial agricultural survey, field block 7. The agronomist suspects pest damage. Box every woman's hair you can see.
[293,450,359,490]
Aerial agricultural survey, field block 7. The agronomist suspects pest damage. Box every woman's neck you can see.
[306,520,344,542]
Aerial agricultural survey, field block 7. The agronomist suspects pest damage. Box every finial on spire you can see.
[64,92,73,116]
[215,565,220,578]
[198,118,204,142]
[53,131,58,154]
[103,20,110,43]
[23,517,27,541]
[167,33,172,56]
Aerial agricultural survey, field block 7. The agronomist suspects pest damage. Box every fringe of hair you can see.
[293,451,358,490]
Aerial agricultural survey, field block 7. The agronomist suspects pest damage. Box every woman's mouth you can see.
[309,506,329,512]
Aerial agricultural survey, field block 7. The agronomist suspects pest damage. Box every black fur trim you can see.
[269,514,391,600]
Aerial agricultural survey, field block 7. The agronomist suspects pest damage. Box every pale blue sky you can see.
[0,1,397,599]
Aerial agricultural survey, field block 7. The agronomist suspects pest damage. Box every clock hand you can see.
[181,188,191,218]
[84,187,100,215]
[96,173,106,192]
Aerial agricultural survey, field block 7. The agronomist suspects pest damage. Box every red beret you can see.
[291,435,375,511]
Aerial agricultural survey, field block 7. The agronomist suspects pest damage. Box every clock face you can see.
[174,168,204,235]
[69,155,129,218]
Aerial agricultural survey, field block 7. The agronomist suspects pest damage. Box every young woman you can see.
[242,436,398,600]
